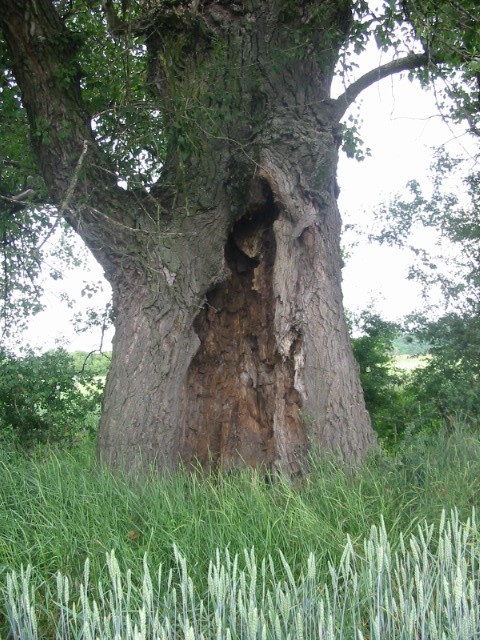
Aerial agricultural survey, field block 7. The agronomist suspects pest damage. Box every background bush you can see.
[0,348,104,448]
[351,310,480,448]
[350,312,414,446]
[406,313,480,431]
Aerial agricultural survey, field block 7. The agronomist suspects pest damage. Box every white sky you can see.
[337,71,472,321]
[22,58,472,353]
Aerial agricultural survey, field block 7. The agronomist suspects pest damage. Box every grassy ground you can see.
[1,423,479,636]
[393,354,429,370]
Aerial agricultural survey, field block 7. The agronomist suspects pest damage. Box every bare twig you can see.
[34,140,90,253]
[59,140,89,215]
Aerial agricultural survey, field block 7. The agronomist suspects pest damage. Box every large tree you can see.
[0,0,475,473]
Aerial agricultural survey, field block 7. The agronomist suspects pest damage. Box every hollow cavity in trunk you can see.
[182,184,304,469]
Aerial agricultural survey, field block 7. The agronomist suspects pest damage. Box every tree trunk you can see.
[1,0,375,474]
[97,1,375,473]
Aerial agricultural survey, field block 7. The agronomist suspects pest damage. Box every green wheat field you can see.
[1,423,479,638]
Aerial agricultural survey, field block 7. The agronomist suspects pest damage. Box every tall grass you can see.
[1,422,479,637]
[5,511,480,638]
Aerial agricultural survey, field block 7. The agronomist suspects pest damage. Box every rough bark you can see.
[0,0,385,473]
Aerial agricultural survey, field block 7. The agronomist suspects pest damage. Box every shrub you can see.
[406,313,480,430]
[351,312,412,446]
[0,347,103,447]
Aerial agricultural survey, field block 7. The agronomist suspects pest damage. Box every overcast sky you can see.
[338,69,472,321]
[22,56,472,353]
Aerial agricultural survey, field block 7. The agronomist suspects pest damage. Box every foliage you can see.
[405,313,480,430]
[0,37,86,339]
[0,0,159,337]
[368,154,480,434]
[0,423,479,637]
[0,201,83,342]
[0,348,103,447]
[392,335,429,356]
[347,0,480,132]
[372,154,479,308]
[352,308,480,443]
[400,0,480,131]
[62,0,166,188]
[351,312,412,445]
[1,0,479,337]
[0,45,44,335]
[70,350,111,379]
[352,309,480,444]
[5,509,480,639]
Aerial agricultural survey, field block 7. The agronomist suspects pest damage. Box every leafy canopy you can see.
[1,0,479,339]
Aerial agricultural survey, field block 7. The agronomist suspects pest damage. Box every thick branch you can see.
[0,0,145,273]
[333,52,431,120]
[7,189,35,203]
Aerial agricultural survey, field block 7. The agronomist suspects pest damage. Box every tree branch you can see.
[333,52,432,120]
[0,0,145,273]
[7,188,35,203]
[102,0,129,37]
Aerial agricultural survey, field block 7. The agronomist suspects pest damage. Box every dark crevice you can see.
[182,180,304,471]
